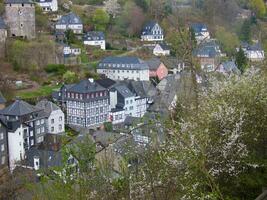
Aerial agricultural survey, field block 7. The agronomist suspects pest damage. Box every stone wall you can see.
[5,3,35,39]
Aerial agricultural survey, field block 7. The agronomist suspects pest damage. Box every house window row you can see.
[67,91,107,100]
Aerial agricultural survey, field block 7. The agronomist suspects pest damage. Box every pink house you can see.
[146,58,168,80]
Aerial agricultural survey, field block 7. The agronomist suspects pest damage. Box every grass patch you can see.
[16,85,61,99]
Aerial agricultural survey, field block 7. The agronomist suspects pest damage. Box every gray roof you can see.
[83,31,105,41]
[241,42,263,51]
[141,21,162,36]
[0,92,6,104]
[146,58,162,70]
[67,79,106,94]
[0,100,41,116]
[114,85,135,99]
[157,43,170,51]
[25,147,62,169]
[122,80,157,99]
[36,100,61,117]
[56,13,82,25]
[98,56,149,70]
[191,23,208,34]
[219,61,239,73]
[0,17,7,29]
[193,40,221,58]
[5,0,32,4]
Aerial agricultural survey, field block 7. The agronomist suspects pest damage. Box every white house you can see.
[97,56,150,81]
[83,31,106,50]
[36,0,58,12]
[141,21,164,42]
[36,100,65,134]
[191,23,210,43]
[153,43,170,56]
[63,45,81,57]
[55,13,83,34]
[239,42,265,62]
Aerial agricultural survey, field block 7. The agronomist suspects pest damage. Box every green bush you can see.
[44,64,67,75]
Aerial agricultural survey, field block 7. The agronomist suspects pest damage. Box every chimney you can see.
[34,156,40,170]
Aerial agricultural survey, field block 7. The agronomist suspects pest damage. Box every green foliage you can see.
[35,5,49,30]
[104,122,113,132]
[44,64,66,75]
[64,29,76,45]
[92,8,110,31]
[235,47,248,73]
[239,19,252,43]
[63,71,78,83]
[16,85,61,99]
[249,0,266,17]
[215,26,240,56]
[134,0,148,11]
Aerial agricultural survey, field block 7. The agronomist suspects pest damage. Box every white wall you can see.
[8,125,28,171]
[84,40,106,50]
[97,69,150,81]
[47,110,65,134]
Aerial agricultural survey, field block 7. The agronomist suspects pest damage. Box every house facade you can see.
[97,56,150,81]
[141,21,164,42]
[65,79,110,128]
[35,0,58,12]
[5,0,35,39]
[83,31,106,50]
[0,100,47,170]
[63,45,81,57]
[146,58,168,80]
[153,43,170,56]
[55,13,83,34]
[0,119,8,170]
[36,100,65,134]
[240,42,265,62]
[193,40,221,72]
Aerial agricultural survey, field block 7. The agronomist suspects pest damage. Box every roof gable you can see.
[0,100,41,116]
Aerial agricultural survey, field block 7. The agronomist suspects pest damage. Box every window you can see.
[30,139,34,146]
[41,119,45,124]
[36,120,40,126]
[30,131,33,137]
[1,156,5,165]
[51,127,54,132]
[1,144,4,152]
[59,116,63,121]
[37,128,40,134]
[0,133,3,140]
[41,127,45,133]
[59,124,62,131]
[51,119,54,124]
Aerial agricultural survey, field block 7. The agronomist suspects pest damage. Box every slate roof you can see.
[0,100,41,116]
[98,56,149,70]
[36,0,52,2]
[156,43,170,51]
[56,13,82,25]
[0,91,6,104]
[219,61,239,73]
[5,0,32,4]
[193,40,221,58]
[95,78,116,89]
[83,31,105,41]
[25,147,62,169]
[36,100,61,117]
[0,17,7,29]
[241,42,263,51]
[114,85,135,99]
[191,23,208,34]
[146,58,162,70]
[141,21,162,36]
[67,79,106,94]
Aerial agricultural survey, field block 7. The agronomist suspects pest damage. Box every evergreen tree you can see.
[239,19,252,43]
[235,47,248,73]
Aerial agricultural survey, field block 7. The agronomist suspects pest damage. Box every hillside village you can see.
[0,0,267,199]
